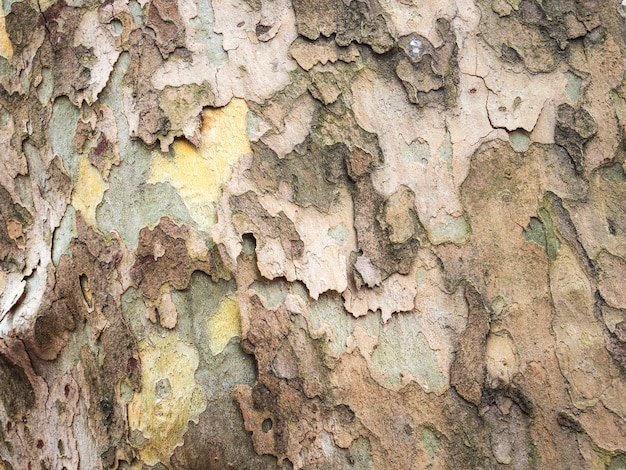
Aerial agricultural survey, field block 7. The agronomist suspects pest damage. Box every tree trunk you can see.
[1,0,626,468]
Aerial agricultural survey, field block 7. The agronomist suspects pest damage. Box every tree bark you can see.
[1,0,626,468]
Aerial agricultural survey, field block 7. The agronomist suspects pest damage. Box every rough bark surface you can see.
[1,0,626,468]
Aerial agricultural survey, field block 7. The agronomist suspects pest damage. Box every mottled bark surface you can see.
[1,0,626,468]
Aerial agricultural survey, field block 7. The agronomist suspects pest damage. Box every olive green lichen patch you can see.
[523,217,547,248]
[599,163,626,184]
[478,0,591,73]
[523,208,560,260]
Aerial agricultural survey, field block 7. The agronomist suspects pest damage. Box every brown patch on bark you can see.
[450,283,490,406]
[146,0,186,58]
[131,216,219,300]
[555,103,598,174]
[292,0,394,53]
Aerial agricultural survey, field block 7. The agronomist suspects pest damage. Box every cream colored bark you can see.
[1,0,626,468]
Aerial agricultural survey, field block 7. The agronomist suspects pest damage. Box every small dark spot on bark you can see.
[99,398,113,427]
[126,356,139,375]
[261,418,273,433]
[608,218,617,236]
[502,384,535,416]
[557,411,583,433]
[255,24,271,36]
[241,233,257,255]
[501,44,522,63]
[79,274,93,310]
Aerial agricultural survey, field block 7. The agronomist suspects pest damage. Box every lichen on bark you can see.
[1,0,626,469]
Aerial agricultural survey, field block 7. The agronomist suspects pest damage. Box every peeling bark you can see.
[1,0,626,468]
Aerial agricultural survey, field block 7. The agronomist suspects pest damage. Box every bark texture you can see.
[1,0,626,468]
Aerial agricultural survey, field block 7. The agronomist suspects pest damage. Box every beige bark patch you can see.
[157,288,178,330]
[128,333,206,466]
[6,219,24,249]
[485,330,519,386]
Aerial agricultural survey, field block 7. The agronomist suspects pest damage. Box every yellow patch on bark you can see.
[128,333,207,466]
[72,158,108,227]
[208,295,241,355]
[148,98,251,233]
[0,13,13,60]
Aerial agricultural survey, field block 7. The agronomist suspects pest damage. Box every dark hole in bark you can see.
[261,418,273,433]
[242,233,257,255]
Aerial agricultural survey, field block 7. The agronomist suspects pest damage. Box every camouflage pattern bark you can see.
[0,0,626,468]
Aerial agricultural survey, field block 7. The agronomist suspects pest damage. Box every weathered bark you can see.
[1,0,626,468]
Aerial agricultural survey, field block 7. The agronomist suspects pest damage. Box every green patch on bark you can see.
[599,163,626,183]
[564,72,582,102]
[523,207,560,260]
[307,291,354,360]
[508,129,530,152]
[189,0,228,66]
[36,68,54,105]
[347,437,374,469]
[249,279,290,309]
[370,311,445,391]
[609,454,626,470]
[49,97,80,182]
[328,223,349,246]
[422,428,442,466]
[121,288,149,342]
[431,215,470,245]
[170,271,240,362]
[400,139,430,166]
[95,53,193,248]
